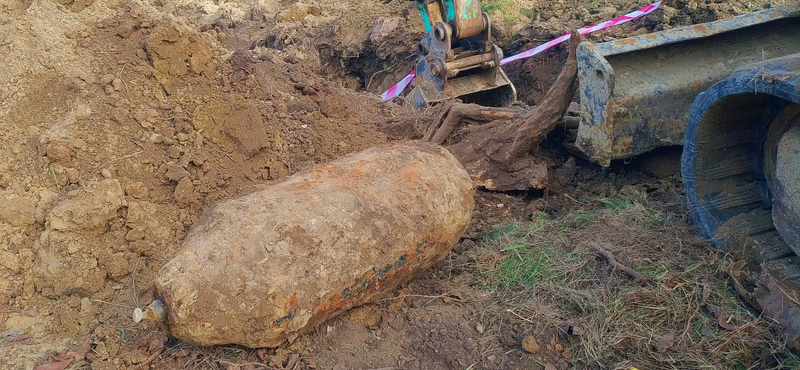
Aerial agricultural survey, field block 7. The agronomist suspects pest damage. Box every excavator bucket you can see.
[574,2,800,166]
[408,0,516,109]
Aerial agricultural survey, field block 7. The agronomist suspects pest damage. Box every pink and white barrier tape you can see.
[381,1,662,101]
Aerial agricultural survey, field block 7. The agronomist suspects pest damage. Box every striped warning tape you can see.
[381,2,662,101]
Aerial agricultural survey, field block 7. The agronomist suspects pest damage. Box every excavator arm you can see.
[409,0,516,109]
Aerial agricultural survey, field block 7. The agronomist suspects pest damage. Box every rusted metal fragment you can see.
[153,141,474,348]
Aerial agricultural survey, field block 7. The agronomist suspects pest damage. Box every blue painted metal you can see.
[576,2,800,166]
[682,53,800,249]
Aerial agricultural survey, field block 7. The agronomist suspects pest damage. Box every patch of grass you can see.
[479,0,519,27]
[465,186,799,369]
[521,8,535,20]
[597,198,630,211]
[480,0,509,13]
[573,212,597,223]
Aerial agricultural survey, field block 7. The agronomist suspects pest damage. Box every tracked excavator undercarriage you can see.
[569,2,800,347]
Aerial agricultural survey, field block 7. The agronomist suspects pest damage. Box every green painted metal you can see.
[443,0,456,22]
[418,1,432,33]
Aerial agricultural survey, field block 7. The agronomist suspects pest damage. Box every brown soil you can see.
[0,0,795,369]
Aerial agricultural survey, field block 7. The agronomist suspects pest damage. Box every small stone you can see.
[223,102,270,158]
[487,355,496,362]
[126,227,146,241]
[179,154,191,168]
[112,78,124,92]
[555,157,577,186]
[149,133,164,144]
[476,324,485,334]
[165,164,190,182]
[167,146,181,159]
[101,169,113,178]
[370,17,404,45]
[125,182,148,199]
[174,177,194,206]
[65,168,80,184]
[100,74,115,86]
[47,140,73,166]
[160,127,175,138]
[194,133,204,150]
[522,336,540,354]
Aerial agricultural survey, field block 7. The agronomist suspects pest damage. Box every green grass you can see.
[480,0,508,13]
[465,186,800,369]
[479,0,520,26]
[520,8,535,19]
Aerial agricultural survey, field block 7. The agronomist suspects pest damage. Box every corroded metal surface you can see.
[577,2,800,166]
[153,141,474,348]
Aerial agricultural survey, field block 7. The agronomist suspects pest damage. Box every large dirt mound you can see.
[0,0,396,366]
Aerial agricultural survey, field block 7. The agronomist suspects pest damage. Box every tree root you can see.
[422,30,582,191]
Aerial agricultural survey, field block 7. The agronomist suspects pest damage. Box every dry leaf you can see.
[718,314,737,331]
[655,333,674,353]
[33,359,73,370]
[256,348,271,363]
[305,358,317,369]
[72,338,93,361]
[728,260,747,279]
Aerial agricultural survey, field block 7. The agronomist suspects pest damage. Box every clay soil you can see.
[0,0,796,369]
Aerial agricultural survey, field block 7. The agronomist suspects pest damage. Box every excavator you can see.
[413,0,800,347]
[408,0,516,109]
[572,2,800,347]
